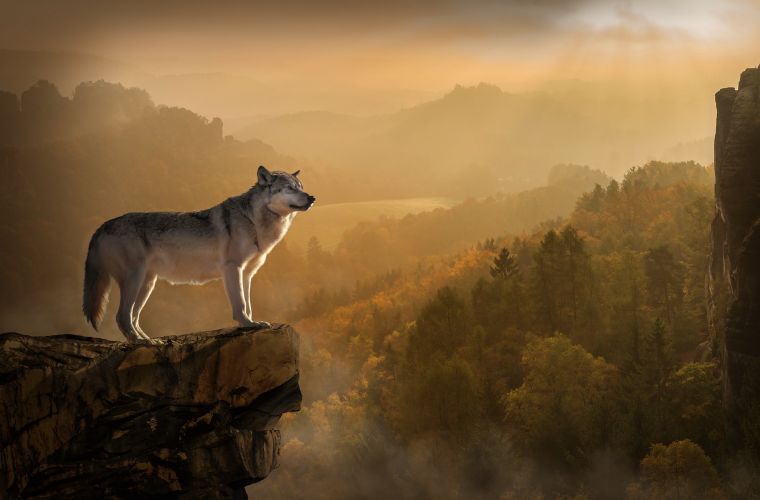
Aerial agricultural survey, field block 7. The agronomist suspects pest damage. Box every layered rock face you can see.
[709,65,760,448]
[0,325,301,499]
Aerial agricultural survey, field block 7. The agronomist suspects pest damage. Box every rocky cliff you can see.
[0,325,301,499]
[709,65,760,449]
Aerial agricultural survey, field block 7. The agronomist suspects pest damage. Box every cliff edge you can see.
[709,64,760,450]
[0,325,301,499]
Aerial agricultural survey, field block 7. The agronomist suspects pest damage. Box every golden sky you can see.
[1,0,758,114]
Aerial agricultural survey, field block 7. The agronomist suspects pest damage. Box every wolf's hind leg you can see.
[133,274,157,338]
[243,271,254,321]
[116,268,148,342]
[223,262,249,325]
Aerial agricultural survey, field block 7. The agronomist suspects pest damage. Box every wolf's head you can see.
[257,165,316,216]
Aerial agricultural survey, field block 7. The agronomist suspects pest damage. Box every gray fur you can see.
[82,166,315,342]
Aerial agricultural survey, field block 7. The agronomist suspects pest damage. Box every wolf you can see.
[82,165,315,342]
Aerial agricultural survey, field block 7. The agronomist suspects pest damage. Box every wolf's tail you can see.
[83,228,111,330]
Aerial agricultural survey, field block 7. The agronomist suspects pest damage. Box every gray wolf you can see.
[82,166,315,342]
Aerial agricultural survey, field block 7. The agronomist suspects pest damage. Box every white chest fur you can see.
[239,212,294,263]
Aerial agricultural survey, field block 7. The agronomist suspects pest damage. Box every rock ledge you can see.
[0,325,301,499]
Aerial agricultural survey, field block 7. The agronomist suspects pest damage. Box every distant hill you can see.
[236,82,713,199]
[0,49,143,95]
[321,164,612,281]
[2,52,714,201]
[661,136,713,164]
[0,50,435,119]
[0,50,277,119]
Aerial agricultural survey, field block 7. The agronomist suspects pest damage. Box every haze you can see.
[2,0,758,117]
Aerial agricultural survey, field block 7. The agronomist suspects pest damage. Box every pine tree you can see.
[490,247,519,281]
[644,246,684,325]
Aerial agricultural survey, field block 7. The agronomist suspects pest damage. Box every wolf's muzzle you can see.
[291,195,316,211]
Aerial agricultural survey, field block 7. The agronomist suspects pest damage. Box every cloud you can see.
[0,0,594,51]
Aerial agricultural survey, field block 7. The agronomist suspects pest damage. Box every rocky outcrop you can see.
[0,325,301,499]
[709,65,760,449]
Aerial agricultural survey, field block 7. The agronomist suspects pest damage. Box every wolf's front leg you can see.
[223,263,269,329]
[244,270,271,329]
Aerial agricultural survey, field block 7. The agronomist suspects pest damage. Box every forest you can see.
[0,79,754,499]
[252,159,735,499]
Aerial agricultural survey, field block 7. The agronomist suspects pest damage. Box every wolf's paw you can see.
[239,319,272,330]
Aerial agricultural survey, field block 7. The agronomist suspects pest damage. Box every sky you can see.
[1,0,758,115]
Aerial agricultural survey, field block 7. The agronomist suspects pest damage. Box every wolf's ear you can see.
[292,170,300,177]
[257,165,274,186]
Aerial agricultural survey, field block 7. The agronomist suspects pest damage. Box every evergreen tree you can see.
[644,246,684,325]
[531,226,596,342]
[473,246,525,336]
[407,286,473,365]
[490,247,519,281]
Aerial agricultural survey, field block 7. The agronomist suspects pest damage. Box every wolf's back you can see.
[82,227,112,330]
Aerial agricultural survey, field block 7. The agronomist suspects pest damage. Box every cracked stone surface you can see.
[0,325,301,498]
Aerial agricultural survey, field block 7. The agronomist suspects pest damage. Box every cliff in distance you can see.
[0,325,301,499]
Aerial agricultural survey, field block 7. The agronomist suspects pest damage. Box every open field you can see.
[287,197,458,250]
